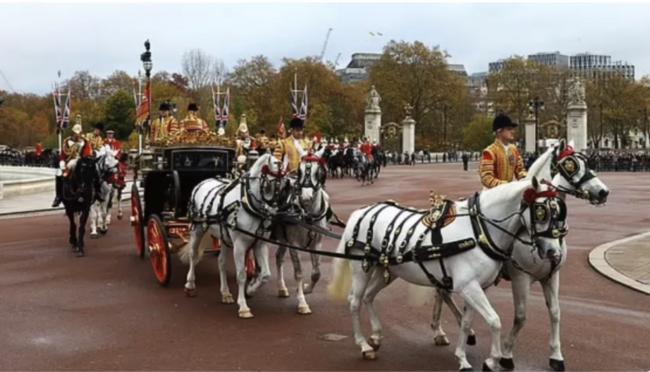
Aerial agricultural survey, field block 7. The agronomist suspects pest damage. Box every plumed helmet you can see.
[492,113,518,132]
[72,124,82,134]
[289,117,304,129]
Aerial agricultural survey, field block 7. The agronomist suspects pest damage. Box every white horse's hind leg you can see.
[442,290,477,345]
[543,271,565,371]
[89,203,99,238]
[363,268,393,351]
[218,243,234,304]
[303,243,322,294]
[459,281,502,371]
[431,288,451,346]
[349,263,376,360]
[276,245,290,298]
[183,226,205,297]
[501,269,533,369]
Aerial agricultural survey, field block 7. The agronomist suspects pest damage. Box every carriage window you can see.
[171,151,229,171]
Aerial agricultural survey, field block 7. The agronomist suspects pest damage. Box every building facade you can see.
[527,51,569,68]
[571,53,635,80]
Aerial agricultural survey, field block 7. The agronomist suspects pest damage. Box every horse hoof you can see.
[362,350,377,360]
[117,214,123,220]
[75,249,85,258]
[482,362,493,372]
[297,304,312,315]
[100,229,108,235]
[549,358,565,371]
[434,335,450,346]
[184,287,197,297]
[238,309,254,319]
[499,358,514,371]
[90,233,99,239]
[467,334,476,345]
[221,294,234,304]
[459,368,473,372]
[278,288,290,298]
[303,283,313,294]
[368,337,381,351]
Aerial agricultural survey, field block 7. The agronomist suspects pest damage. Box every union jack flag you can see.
[61,89,71,129]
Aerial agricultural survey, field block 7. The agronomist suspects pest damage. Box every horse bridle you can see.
[551,146,598,200]
[296,156,327,191]
[246,159,290,209]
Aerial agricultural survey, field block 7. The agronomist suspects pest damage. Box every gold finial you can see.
[429,190,446,209]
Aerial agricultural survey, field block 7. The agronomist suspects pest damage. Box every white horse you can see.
[90,146,119,238]
[180,153,291,318]
[429,140,610,371]
[105,150,128,225]
[329,177,566,371]
[275,150,329,315]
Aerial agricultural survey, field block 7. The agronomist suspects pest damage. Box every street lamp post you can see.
[528,96,544,154]
[138,40,152,154]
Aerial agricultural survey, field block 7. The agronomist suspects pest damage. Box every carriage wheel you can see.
[130,184,145,258]
[147,215,172,286]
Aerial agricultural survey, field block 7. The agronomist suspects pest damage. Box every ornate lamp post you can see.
[137,40,152,153]
[528,96,544,153]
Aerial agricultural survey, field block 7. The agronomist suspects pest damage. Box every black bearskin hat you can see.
[187,103,199,112]
[290,117,304,129]
[94,122,105,131]
[159,102,171,111]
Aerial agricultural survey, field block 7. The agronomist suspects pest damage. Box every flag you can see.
[53,88,62,128]
[278,116,286,139]
[212,86,221,125]
[61,89,71,129]
[298,85,308,120]
[222,88,230,124]
[290,88,299,116]
[136,81,151,126]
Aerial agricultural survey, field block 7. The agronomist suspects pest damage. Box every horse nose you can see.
[599,189,609,200]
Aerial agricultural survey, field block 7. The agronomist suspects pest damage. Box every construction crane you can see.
[333,53,342,69]
[319,27,333,62]
[0,69,16,93]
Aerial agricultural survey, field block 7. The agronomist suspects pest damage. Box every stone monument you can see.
[401,103,415,155]
[524,112,536,153]
[566,78,588,150]
[364,85,381,143]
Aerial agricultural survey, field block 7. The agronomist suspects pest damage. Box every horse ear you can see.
[568,139,575,148]
[531,176,539,190]
[559,139,566,152]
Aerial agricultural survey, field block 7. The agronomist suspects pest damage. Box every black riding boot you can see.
[51,176,63,207]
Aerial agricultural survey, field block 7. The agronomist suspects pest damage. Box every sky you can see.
[1,2,649,95]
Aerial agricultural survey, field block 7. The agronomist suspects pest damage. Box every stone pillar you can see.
[524,114,536,153]
[364,85,381,143]
[567,102,588,151]
[402,117,415,155]
[566,78,588,151]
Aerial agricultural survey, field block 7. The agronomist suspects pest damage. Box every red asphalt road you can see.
[1,162,649,371]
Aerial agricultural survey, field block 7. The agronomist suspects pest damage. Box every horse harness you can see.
[551,147,598,199]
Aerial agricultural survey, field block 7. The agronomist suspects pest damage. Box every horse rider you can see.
[255,129,270,154]
[479,113,527,189]
[179,103,209,133]
[104,128,127,190]
[360,137,374,162]
[86,123,105,153]
[235,114,255,171]
[150,102,178,142]
[52,123,90,207]
[273,116,312,174]
[104,129,121,154]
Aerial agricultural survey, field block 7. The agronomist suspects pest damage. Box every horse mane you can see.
[248,152,274,176]
[480,178,533,212]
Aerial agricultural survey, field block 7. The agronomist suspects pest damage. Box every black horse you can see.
[62,156,98,257]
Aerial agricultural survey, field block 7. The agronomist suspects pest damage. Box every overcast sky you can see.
[1,2,649,95]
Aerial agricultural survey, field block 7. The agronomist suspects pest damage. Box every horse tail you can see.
[327,210,362,302]
[178,226,213,265]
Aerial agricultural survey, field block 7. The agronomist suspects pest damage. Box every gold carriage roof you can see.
[149,128,235,148]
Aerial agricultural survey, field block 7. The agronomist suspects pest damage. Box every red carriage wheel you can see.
[130,184,145,258]
[147,215,172,286]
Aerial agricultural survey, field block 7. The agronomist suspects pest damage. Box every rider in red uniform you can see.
[104,129,127,190]
[360,137,374,161]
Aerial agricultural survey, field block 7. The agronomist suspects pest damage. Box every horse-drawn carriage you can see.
[129,135,236,286]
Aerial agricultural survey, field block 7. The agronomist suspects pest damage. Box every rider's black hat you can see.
[290,116,304,129]
[187,103,199,112]
[159,102,171,111]
[94,122,105,131]
[492,113,518,132]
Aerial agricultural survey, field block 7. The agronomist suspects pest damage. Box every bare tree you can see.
[182,49,227,91]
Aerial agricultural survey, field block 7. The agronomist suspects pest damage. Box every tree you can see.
[104,90,136,140]
[369,40,471,150]
[227,55,277,131]
[463,115,493,151]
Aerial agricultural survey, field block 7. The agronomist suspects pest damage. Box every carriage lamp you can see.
[140,40,153,78]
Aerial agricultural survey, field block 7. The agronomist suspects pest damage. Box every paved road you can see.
[1,163,649,370]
